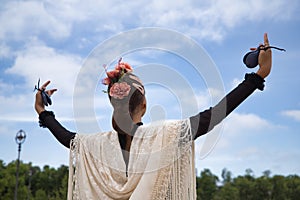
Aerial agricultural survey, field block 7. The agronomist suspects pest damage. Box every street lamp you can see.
[14,129,26,200]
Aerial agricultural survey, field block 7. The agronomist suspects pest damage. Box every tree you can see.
[271,175,288,200]
[1,161,18,200]
[0,160,69,200]
[34,189,47,200]
[285,175,300,200]
[245,168,255,181]
[212,168,238,200]
[213,183,239,200]
[0,160,30,200]
[262,170,271,178]
[253,176,272,200]
[234,175,255,200]
[197,169,219,200]
[1,159,300,200]
[221,168,233,184]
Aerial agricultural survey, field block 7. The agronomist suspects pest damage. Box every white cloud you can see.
[281,110,300,122]
[195,112,274,157]
[191,110,274,161]
[1,0,298,44]
[0,40,82,125]
[0,92,37,124]
[140,0,299,41]
[5,39,82,95]
[0,79,15,93]
[236,147,260,158]
[230,78,243,90]
[224,112,273,135]
[0,1,72,41]
[0,43,11,58]
[193,111,298,177]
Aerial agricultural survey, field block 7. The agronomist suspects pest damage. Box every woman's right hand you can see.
[34,80,57,115]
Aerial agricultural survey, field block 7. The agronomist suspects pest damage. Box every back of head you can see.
[102,59,145,134]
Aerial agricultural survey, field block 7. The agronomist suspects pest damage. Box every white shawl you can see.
[68,119,196,200]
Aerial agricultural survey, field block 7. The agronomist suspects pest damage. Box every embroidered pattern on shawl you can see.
[68,119,196,200]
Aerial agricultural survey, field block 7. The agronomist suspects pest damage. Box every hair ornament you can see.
[102,58,134,99]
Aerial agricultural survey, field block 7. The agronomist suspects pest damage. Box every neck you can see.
[132,114,142,124]
[131,105,145,124]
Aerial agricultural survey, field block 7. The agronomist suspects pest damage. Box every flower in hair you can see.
[102,58,133,86]
[102,58,134,99]
[109,82,131,99]
[102,77,111,85]
[115,62,133,73]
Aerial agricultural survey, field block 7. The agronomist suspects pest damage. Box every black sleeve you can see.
[190,73,265,139]
[39,111,76,148]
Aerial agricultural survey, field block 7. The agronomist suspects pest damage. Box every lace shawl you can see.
[68,119,196,200]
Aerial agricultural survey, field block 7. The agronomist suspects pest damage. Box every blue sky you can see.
[1,0,300,178]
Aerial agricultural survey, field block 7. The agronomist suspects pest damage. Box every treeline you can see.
[0,160,68,200]
[197,168,300,200]
[1,160,300,200]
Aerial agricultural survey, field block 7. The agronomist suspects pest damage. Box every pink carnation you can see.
[106,69,120,79]
[115,62,133,72]
[109,82,131,99]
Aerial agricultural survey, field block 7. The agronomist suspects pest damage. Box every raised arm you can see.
[191,33,272,139]
[34,80,76,148]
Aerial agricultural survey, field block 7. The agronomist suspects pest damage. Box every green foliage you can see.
[1,159,300,200]
[0,160,68,200]
[197,169,219,200]
[196,168,300,200]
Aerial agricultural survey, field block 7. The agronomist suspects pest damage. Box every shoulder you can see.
[75,131,114,144]
[138,119,191,136]
[143,119,190,128]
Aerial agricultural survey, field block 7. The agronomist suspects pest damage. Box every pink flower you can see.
[102,77,111,85]
[106,69,120,79]
[109,82,131,99]
[115,62,133,73]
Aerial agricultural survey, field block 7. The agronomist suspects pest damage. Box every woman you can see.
[35,33,272,199]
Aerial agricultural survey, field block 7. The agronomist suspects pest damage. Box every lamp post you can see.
[14,129,26,200]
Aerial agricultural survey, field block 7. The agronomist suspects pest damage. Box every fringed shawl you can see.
[68,119,196,199]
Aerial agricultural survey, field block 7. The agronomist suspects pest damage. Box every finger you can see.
[46,89,57,96]
[250,43,264,51]
[264,33,270,47]
[40,80,51,90]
